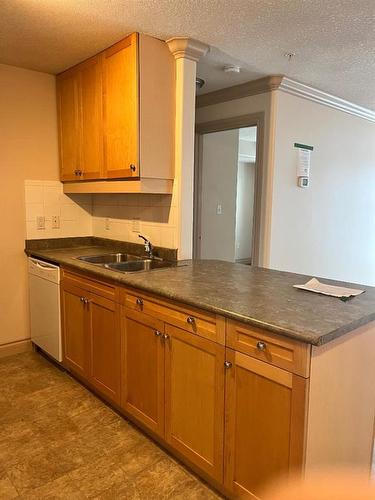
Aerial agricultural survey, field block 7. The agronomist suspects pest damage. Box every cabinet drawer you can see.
[123,289,225,345]
[227,320,310,377]
[62,268,119,302]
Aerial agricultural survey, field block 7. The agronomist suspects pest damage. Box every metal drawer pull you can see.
[136,298,143,307]
[256,341,267,351]
[154,330,162,337]
[186,316,195,325]
[224,361,232,369]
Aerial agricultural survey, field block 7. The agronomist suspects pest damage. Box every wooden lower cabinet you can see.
[61,282,89,378]
[121,308,165,437]
[224,348,307,498]
[61,272,310,498]
[164,324,225,482]
[61,278,121,404]
[88,294,121,404]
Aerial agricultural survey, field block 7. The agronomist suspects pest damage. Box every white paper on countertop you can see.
[293,278,364,298]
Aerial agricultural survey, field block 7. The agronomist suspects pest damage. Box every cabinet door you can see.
[224,349,307,498]
[121,308,165,437]
[61,282,89,378]
[103,33,139,179]
[79,55,104,180]
[87,293,121,404]
[57,70,80,181]
[165,324,225,482]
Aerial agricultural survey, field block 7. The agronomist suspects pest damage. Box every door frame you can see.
[194,113,265,266]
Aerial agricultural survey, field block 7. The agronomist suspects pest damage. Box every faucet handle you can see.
[138,234,153,257]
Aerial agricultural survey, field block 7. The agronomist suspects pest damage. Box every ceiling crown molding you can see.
[196,75,284,108]
[279,78,375,123]
[166,37,209,62]
[196,74,375,122]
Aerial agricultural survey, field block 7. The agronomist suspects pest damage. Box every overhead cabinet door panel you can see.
[80,56,104,180]
[103,34,139,179]
[57,71,80,181]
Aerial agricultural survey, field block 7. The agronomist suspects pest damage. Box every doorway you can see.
[194,114,263,265]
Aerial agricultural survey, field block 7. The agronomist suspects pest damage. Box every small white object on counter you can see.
[293,277,364,298]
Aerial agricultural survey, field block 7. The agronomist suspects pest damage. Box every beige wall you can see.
[270,91,375,285]
[0,64,59,346]
[196,92,275,266]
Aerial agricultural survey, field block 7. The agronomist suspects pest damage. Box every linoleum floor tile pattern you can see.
[0,352,221,499]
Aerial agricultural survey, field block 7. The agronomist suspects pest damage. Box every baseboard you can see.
[0,339,32,359]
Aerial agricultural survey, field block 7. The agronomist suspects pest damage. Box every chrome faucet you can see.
[138,234,153,259]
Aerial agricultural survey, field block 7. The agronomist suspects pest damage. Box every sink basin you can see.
[77,253,142,265]
[105,259,176,273]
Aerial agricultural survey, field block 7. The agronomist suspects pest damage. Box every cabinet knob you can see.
[256,341,267,351]
[84,297,90,305]
[154,330,162,337]
[75,169,82,176]
[186,316,195,325]
[129,164,137,172]
[162,333,170,341]
[80,296,85,302]
[224,361,232,369]
[136,298,143,307]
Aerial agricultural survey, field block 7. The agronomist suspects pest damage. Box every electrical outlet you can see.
[51,215,60,229]
[105,218,110,230]
[132,218,141,232]
[36,216,45,230]
[216,204,222,215]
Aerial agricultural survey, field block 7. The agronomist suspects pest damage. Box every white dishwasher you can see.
[28,257,62,362]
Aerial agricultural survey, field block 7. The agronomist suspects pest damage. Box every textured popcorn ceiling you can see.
[1,0,374,110]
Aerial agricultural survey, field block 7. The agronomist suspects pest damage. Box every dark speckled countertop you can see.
[26,240,375,346]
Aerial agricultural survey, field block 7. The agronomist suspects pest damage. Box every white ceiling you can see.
[1,0,374,110]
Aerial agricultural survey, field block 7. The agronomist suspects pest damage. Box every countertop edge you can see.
[26,248,375,347]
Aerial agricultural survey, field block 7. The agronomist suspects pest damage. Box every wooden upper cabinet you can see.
[224,349,308,498]
[57,55,103,181]
[103,34,139,179]
[57,32,174,186]
[79,56,103,180]
[57,70,80,181]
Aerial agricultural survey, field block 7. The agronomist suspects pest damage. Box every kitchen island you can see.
[26,237,375,499]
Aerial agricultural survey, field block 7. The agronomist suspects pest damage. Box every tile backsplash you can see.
[25,180,92,239]
[24,182,178,250]
[92,193,177,249]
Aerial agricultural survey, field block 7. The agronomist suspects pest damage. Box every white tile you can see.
[161,226,176,249]
[61,204,76,221]
[25,185,43,204]
[43,185,62,205]
[44,203,61,220]
[25,203,44,222]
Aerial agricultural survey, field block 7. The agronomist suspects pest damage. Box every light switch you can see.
[216,204,222,215]
[36,216,45,230]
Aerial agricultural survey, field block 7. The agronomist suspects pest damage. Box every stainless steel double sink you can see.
[77,253,175,273]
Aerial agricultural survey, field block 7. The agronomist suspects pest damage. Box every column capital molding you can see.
[166,37,209,62]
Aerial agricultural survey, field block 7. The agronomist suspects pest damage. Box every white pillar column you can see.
[166,38,209,260]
